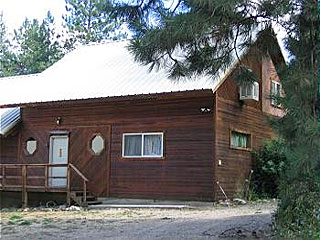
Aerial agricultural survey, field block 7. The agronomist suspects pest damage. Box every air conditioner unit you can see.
[239,82,259,101]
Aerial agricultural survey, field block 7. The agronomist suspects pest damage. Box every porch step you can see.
[87,200,102,205]
[70,191,101,207]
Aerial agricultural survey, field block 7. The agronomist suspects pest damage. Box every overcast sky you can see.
[0,0,66,33]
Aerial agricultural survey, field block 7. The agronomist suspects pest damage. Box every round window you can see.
[90,134,104,155]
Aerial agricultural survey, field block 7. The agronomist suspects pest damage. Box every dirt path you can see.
[0,201,276,240]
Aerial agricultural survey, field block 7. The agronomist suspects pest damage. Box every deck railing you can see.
[0,163,89,207]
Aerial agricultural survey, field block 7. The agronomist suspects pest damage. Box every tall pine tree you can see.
[0,13,18,77]
[12,12,64,75]
[63,0,126,44]
[0,12,65,77]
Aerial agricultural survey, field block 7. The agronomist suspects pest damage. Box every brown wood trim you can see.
[2,89,214,108]
[213,93,218,201]
[107,125,112,197]
[88,132,106,156]
[50,130,70,135]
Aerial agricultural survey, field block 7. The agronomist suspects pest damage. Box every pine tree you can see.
[0,12,65,77]
[0,13,19,77]
[12,12,64,75]
[273,2,320,238]
[63,0,126,44]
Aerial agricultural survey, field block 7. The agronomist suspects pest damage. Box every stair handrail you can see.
[69,163,89,182]
[67,163,89,206]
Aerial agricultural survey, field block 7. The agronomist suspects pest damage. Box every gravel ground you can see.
[0,200,276,240]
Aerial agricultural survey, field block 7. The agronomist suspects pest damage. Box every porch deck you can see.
[0,163,89,207]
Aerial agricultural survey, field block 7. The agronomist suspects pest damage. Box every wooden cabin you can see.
[0,39,284,206]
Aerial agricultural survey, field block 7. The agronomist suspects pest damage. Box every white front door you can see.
[49,135,69,187]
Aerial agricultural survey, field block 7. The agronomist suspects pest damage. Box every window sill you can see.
[120,157,166,161]
[239,97,259,102]
[271,104,283,109]
[230,146,252,152]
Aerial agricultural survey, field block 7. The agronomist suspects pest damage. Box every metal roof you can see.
[0,107,21,136]
[0,40,228,107]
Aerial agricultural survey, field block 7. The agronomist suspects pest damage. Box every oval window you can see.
[90,134,104,155]
[26,138,37,155]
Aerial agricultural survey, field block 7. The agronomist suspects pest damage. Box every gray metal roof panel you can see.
[0,108,21,135]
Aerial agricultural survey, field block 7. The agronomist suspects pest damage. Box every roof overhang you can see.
[0,108,21,136]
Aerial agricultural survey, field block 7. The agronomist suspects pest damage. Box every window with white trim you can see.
[122,133,164,158]
[271,81,281,107]
[239,82,259,101]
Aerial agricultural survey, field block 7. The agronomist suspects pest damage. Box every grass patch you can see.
[9,214,23,221]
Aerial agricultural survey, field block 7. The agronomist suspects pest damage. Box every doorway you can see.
[49,135,69,187]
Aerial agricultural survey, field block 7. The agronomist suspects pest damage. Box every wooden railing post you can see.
[44,165,48,191]
[67,164,71,205]
[2,166,5,190]
[83,180,87,206]
[21,165,28,208]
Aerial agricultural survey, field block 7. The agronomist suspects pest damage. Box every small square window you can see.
[123,133,163,158]
[230,131,251,150]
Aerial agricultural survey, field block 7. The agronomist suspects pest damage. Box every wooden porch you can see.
[0,163,90,207]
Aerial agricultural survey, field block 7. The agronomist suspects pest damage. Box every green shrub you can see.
[251,138,287,198]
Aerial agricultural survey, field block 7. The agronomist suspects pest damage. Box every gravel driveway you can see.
[1,200,276,240]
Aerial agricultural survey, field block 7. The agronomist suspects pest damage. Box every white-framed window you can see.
[271,81,281,107]
[230,130,251,150]
[239,82,259,101]
[122,132,164,158]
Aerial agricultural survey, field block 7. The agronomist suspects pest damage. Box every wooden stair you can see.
[70,191,102,207]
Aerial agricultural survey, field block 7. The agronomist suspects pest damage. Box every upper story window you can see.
[230,130,251,150]
[122,132,164,158]
[271,81,282,107]
[239,82,259,101]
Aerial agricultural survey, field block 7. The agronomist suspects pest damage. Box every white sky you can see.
[0,0,66,33]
